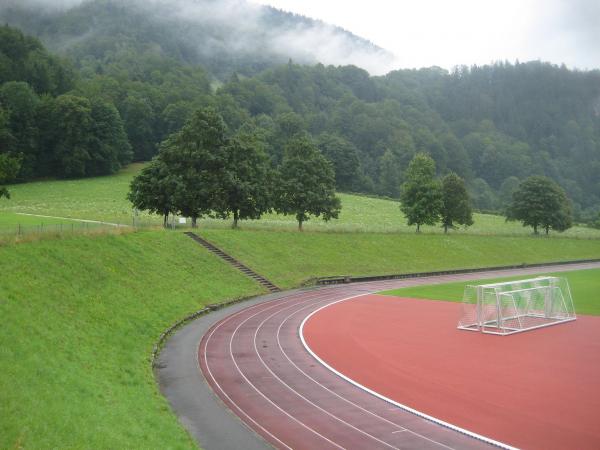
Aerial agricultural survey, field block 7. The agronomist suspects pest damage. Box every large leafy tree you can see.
[441,172,473,233]
[400,153,443,232]
[506,175,573,235]
[275,135,341,230]
[127,158,179,226]
[221,132,272,228]
[159,107,228,227]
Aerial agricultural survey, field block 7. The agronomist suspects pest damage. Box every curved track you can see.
[195,261,600,449]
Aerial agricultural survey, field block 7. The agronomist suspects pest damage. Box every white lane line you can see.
[280,295,456,450]
[227,291,347,450]
[253,295,401,449]
[299,296,518,450]
[200,293,301,450]
[275,301,407,432]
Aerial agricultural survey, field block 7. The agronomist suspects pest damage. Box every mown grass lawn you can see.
[2,164,600,238]
[0,230,264,449]
[199,229,600,289]
[379,268,600,315]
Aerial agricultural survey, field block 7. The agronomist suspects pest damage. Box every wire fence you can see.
[0,221,139,243]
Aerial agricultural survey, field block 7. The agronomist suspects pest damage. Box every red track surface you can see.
[303,294,600,450]
[198,262,600,449]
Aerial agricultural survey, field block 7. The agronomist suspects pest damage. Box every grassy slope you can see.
[2,164,600,238]
[200,229,600,288]
[379,268,600,315]
[0,231,264,449]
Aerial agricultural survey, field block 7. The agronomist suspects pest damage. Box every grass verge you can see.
[0,230,264,449]
[200,229,600,289]
[379,268,600,315]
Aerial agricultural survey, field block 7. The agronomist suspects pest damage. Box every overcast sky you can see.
[251,0,600,71]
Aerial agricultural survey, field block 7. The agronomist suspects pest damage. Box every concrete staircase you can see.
[184,232,281,293]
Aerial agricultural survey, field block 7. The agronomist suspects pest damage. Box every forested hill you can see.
[1,2,599,223]
[0,0,394,78]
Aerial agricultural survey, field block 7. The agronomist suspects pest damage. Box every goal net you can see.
[458,276,576,335]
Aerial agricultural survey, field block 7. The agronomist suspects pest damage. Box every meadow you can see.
[380,268,600,315]
[2,164,600,238]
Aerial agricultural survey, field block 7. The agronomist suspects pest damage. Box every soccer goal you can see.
[458,276,576,335]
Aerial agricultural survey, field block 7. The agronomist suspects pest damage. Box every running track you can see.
[165,261,600,449]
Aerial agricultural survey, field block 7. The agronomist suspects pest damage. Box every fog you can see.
[3,0,397,75]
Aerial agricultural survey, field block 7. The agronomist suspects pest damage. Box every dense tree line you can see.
[1,14,599,227]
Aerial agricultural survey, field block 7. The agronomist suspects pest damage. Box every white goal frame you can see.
[457,276,576,335]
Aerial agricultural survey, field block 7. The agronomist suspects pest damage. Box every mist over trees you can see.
[1,0,599,224]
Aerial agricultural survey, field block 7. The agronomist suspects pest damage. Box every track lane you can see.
[197,262,600,449]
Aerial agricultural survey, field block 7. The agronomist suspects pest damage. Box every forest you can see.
[1,0,599,223]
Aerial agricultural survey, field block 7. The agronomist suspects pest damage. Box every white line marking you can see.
[299,296,519,450]
[228,292,346,449]
[200,295,297,449]
[253,296,400,449]
[14,212,126,227]
[275,301,407,433]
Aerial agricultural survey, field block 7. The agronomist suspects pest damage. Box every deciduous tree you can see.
[221,132,272,228]
[441,172,473,233]
[400,153,443,232]
[275,135,340,230]
[506,175,573,234]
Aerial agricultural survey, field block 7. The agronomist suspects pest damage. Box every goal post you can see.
[458,276,576,335]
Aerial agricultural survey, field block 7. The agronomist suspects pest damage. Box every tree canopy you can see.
[441,172,473,233]
[506,175,573,235]
[400,153,443,232]
[275,135,341,230]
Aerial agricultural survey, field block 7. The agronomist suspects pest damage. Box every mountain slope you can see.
[0,0,396,78]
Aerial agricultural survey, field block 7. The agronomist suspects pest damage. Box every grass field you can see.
[379,268,600,315]
[2,164,600,238]
[199,229,600,288]
[0,231,264,449]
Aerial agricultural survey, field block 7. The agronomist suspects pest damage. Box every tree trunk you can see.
[444,224,448,233]
[533,224,538,235]
[191,216,197,228]
[298,218,303,231]
[545,226,550,235]
[416,223,421,233]
[232,210,239,229]
[163,213,168,228]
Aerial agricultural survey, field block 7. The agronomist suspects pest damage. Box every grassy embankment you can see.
[2,163,600,238]
[199,229,600,288]
[379,268,600,315]
[0,231,264,449]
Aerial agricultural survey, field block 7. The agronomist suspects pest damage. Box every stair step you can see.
[185,232,280,293]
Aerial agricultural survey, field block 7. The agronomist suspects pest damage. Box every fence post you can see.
[17,223,21,236]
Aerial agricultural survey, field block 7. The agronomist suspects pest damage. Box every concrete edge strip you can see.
[298,296,519,450]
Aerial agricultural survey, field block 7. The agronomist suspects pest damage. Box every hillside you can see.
[1,2,599,222]
[0,0,394,78]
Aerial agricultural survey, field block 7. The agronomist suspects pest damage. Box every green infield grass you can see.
[379,268,600,315]
[0,231,264,449]
[2,164,600,238]
[199,229,600,289]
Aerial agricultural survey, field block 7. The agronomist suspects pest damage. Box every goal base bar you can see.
[458,317,576,335]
